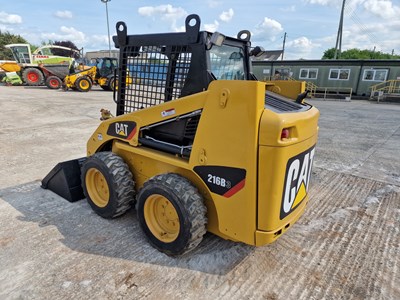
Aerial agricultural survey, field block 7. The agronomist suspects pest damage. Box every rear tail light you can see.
[281,128,290,140]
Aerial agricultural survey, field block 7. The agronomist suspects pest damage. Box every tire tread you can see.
[82,152,135,218]
[139,173,207,255]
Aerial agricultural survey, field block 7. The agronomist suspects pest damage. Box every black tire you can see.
[22,68,44,86]
[62,83,68,91]
[81,152,135,218]
[75,76,92,92]
[45,76,62,89]
[137,173,207,256]
[107,77,116,91]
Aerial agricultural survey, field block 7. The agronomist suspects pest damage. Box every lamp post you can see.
[101,0,112,57]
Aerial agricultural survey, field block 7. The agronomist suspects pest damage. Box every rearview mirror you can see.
[249,46,265,57]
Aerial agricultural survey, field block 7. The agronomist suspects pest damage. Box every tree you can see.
[0,31,29,60]
[52,41,81,59]
[322,48,336,59]
[322,47,400,60]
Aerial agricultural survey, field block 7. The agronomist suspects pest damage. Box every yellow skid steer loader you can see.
[42,15,319,256]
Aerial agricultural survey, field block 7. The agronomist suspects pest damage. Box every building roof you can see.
[251,50,283,61]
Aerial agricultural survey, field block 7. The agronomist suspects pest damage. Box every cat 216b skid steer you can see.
[42,14,319,256]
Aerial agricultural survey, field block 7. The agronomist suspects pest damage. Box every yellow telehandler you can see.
[62,57,130,92]
[42,15,319,256]
[93,57,119,91]
[62,66,97,92]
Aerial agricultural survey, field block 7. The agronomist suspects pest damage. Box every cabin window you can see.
[362,69,388,81]
[329,68,350,80]
[273,67,291,80]
[299,68,318,79]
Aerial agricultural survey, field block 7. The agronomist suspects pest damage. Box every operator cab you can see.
[5,44,32,64]
[96,57,118,78]
[207,32,249,81]
[113,14,306,117]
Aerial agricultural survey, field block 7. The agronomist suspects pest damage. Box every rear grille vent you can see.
[265,91,310,113]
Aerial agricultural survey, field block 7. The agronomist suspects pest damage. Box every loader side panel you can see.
[188,80,266,245]
[256,106,319,245]
[101,80,266,245]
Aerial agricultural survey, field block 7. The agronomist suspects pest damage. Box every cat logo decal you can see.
[281,146,315,219]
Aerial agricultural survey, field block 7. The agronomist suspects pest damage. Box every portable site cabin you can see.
[252,59,400,96]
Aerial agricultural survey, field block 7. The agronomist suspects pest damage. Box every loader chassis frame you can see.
[42,14,320,255]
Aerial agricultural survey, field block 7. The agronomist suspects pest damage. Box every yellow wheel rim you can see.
[144,194,180,242]
[85,168,110,207]
[80,80,89,89]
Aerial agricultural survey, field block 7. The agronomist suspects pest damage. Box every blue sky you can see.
[1,0,399,59]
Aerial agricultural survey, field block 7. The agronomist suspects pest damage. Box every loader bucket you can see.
[41,158,87,202]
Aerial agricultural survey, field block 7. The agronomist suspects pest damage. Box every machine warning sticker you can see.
[106,121,137,140]
[280,145,316,220]
[194,166,246,198]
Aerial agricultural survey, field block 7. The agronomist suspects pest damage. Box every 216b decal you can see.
[194,166,246,198]
[280,146,315,219]
[207,174,232,189]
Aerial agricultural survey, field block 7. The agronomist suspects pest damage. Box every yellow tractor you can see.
[62,66,97,92]
[42,15,319,256]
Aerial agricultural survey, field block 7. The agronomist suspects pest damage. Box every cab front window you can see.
[209,44,245,80]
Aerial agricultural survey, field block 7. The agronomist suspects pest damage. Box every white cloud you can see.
[254,17,284,42]
[304,0,341,6]
[39,28,113,51]
[204,21,219,32]
[54,10,73,19]
[219,8,234,22]
[342,19,400,53]
[259,17,283,33]
[208,0,222,8]
[87,35,108,44]
[138,5,187,21]
[0,11,22,24]
[41,26,85,44]
[307,15,400,57]
[316,33,337,45]
[173,25,186,32]
[84,34,111,49]
[285,37,321,59]
[138,5,187,31]
[363,0,400,18]
[287,36,319,48]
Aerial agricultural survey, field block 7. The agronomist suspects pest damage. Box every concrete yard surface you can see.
[0,85,399,299]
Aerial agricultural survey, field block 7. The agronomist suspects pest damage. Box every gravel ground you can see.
[0,85,399,299]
